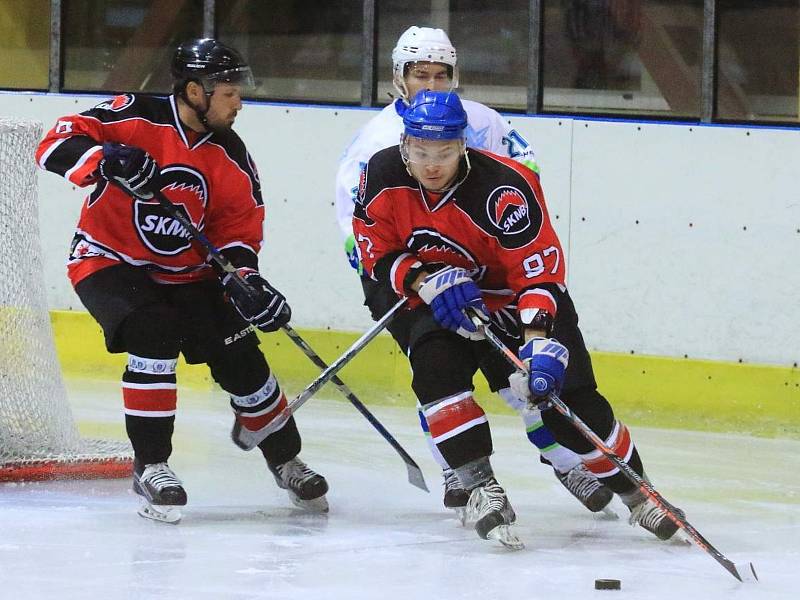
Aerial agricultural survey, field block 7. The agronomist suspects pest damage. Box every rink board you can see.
[52,310,800,439]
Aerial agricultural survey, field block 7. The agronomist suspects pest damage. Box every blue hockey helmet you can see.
[401,90,467,141]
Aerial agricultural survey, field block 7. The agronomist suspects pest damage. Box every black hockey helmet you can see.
[171,38,254,95]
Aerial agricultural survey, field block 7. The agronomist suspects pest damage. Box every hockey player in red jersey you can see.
[338,25,612,521]
[36,38,328,522]
[353,90,683,548]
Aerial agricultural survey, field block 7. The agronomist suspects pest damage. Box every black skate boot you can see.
[133,460,187,524]
[466,478,524,550]
[554,463,615,514]
[621,488,683,541]
[269,457,329,513]
[442,468,469,524]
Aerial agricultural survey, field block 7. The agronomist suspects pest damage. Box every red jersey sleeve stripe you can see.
[390,253,420,296]
[36,137,68,169]
[64,145,103,186]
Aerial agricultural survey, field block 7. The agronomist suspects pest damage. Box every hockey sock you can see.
[579,420,644,494]
[496,387,580,473]
[122,354,178,465]
[417,405,451,471]
[230,372,289,432]
[228,372,301,465]
[454,456,494,490]
[422,391,492,469]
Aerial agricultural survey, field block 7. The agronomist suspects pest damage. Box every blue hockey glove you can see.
[344,233,362,274]
[518,337,569,400]
[418,266,489,339]
[99,142,159,199]
[222,268,291,333]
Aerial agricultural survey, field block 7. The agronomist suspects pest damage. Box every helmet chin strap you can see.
[180,83,225,133]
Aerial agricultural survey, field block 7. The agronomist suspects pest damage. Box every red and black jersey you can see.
[36,93,264,286]
[353,147,565,318]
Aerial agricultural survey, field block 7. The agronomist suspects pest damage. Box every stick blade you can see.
[733,562,759,583]
[406,463,429,492]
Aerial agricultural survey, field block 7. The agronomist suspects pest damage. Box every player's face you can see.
[205,83,244,130]
[404,62,452,99]
[403,137,463,191]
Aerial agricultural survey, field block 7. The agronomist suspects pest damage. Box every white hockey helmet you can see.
[392,26,459,101]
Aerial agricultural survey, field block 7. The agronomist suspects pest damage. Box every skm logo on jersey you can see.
[134,166,208,256]
[406,229,485,280]
[487,186,531,234]
[92,93,135,112]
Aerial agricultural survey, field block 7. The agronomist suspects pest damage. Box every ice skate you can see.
[554,463,616,517]
[269,457,329,513]
[465,478,524,550]
[133,461,187,524]
[622,489,683,541]
[442,468,469,525]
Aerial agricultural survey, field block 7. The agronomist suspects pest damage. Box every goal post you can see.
[0,116,132,481]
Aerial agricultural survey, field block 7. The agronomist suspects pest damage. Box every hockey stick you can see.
[280,321,428,491]
[231,297,409,448]
[469,311,758,583]
[139,188,427,488]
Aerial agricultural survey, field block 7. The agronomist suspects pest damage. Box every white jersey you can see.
[334,98,538,240]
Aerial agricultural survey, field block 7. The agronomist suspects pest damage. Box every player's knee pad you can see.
[579,419,639,482]
[215,350,291,437]
[541,386,615,454]
[409,331,477,404]
[121,307,179,424]
[421,391,491,468]
[208,347,269,396]
[120,304,182,358]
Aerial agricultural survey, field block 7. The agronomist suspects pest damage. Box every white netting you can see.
[0,116,132,479]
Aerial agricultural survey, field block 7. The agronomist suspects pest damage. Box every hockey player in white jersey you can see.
[334,25,612,520]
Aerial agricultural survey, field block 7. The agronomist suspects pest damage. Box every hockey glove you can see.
[517,337,569,400]
[222,268,291,333]
[417,266,489,340]
[99,142,160,199]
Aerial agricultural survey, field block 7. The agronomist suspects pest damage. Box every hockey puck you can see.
[594,579,621,590]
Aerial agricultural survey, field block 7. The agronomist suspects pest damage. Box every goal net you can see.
[0,116,132,481]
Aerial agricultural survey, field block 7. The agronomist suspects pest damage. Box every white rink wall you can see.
[0,91,797,367]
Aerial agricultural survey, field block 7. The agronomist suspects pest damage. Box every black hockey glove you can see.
[222,268,291,332]
[98,142,159,199]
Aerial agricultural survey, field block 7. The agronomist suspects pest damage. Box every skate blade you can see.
[453,507,467,526]
[599,506,619,520]
[137,502,182,524]
[290,493,329,514]
[487,524,525,550]
[672,529,693,545]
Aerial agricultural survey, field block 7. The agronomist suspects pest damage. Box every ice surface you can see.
[0,379,796,599]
